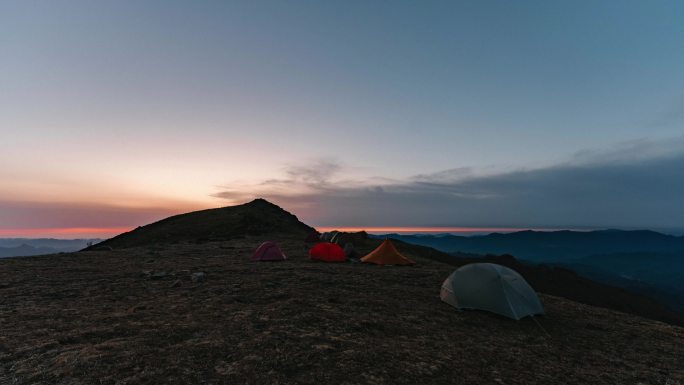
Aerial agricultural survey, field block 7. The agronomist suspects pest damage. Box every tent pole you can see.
[531,315,551,338]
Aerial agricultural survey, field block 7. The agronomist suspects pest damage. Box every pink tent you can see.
[251,241,287,261]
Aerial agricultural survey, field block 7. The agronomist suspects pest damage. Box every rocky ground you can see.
[1,236,682,384]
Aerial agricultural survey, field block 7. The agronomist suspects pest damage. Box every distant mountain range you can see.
[378,230,684,260]
[0,238,102,258]
[378,230,684,311]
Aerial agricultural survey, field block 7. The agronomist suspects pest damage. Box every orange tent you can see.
[361,239,414,265]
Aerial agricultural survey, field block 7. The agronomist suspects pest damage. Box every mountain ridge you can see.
[85,199,314,250]
[378,229,684,260]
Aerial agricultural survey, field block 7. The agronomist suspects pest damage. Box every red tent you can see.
[251,241,287,261]
[309,242,347,262]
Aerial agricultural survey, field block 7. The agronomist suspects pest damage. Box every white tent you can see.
[440,263,544,320]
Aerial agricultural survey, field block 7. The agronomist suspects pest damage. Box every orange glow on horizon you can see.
[316,226,571,234]
[0,227,133,239]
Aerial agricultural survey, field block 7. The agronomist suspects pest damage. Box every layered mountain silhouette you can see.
[383,231,684,313]
[85,199,314,250]
[382,230,684,261]
[0,244,60,258]
[0,239,100,258]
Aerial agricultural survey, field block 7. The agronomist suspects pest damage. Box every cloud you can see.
[411,167,473,183]
[569,136,684,165]
[283,159,342,186]
[213,158,355,204]
[214,138,684,230]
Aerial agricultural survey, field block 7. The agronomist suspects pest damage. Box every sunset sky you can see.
[2,1,684,238]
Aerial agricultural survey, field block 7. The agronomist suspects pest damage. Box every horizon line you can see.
[0,226,575,239]
[2,225,681,239]
[0,227,134,239]
[315,226,593,234]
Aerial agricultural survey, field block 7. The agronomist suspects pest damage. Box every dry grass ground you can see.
[1,236,682,384]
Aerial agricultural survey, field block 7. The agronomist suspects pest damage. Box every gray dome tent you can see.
[440,263,544,320]
[320,231,338,242]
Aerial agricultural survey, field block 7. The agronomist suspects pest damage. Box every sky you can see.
[2,0,684,238]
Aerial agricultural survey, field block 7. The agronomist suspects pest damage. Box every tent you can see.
[440,263,544,320]
[331,231,368,246]
[361,239,414,265]
[320,231,338,242]
[251,241,287,261]
[309,242,347,262]
[343,242,358,259]
[304,231,321,243]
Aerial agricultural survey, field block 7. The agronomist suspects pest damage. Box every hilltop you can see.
[1,200,682,384]
[86,199,314,250]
